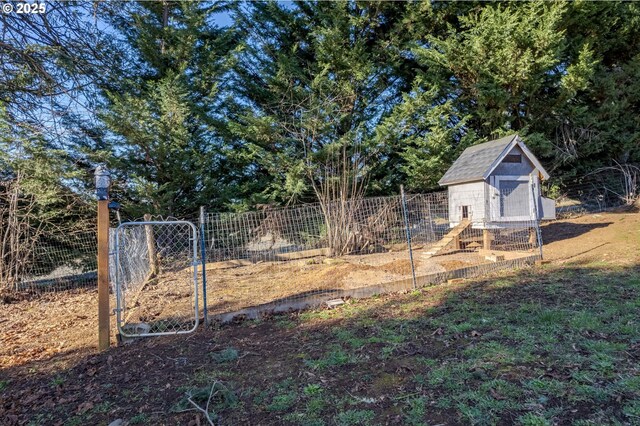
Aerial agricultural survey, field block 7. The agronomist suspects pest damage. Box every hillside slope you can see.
[1,211,639,425]
[542,210,640,266]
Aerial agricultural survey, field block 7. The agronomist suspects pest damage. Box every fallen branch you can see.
[186,382,219,426]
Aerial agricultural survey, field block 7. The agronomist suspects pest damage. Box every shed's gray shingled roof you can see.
[438,134,518,186]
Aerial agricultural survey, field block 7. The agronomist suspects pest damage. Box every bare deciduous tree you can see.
[590,161,640,205]
[0,174,42,292]
[278,87,376,256]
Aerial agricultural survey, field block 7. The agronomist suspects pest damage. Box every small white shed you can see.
[438,134,555,229]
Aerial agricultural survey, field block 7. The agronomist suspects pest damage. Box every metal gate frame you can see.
[114,220,200,338]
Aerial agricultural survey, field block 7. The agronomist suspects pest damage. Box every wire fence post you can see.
[400,185,417,290]
[530,176,544,259]
[199,206,208,326]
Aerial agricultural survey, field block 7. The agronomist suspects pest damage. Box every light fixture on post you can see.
[95,164,111,201]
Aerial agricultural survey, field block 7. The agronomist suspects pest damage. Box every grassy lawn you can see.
[228,264,640,426]
[4,261,640,425]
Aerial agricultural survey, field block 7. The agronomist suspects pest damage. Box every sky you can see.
[210,10,234,27]
[209,1,297,27]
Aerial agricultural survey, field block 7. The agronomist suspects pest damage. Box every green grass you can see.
[267,392,298,411]
[266,378,299,412]
[173,382,238,421]
[18,262,640,425]
[303,384,323,396]
[304,345,355,370]
[50,375,65,387]
[517,412,551,426]
[334,409,376,425]
[403,397,428,426]
[128,413,149,425]
[210,347,239,364]
[264,265,640,424]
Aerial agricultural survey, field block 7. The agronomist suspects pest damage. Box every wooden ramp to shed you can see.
[422,219,471,258]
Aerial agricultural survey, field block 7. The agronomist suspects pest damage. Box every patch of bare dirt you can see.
[0,291,118,369]
[542,211,640,265]
[378,259,413,275]
[437,259,473,270]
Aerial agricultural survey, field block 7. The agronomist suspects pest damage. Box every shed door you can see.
[500,180,530,217]
[491,175,534,221]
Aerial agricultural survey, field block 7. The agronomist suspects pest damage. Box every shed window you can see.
[503,154,522,163]
[461,205,470,219]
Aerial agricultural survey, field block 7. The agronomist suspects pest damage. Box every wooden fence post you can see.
[483,229,492,250]
[95,165,111,351]
[144,213,159,278]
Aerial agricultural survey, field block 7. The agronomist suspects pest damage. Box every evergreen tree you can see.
[386,1,639,188]
[387,2,570,188]
[549,1,640,178]
[97,1,241,216]
[2,0,639,216]
[230,1,417,205]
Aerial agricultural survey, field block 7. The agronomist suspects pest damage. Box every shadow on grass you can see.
[2,263,640,426]
[541,220,612,244]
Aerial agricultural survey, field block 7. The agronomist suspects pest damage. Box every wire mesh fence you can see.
[203,195,418,262]
[545,165,640,217]
[109,226,149,295]
[203,203,326,264]
[200,190,543,322]
[3,169,637,334]
[201,195,417,320]
[16,231,98,293]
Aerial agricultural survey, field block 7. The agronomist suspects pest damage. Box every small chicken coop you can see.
[422,135,555,256]
[439,134,555,225]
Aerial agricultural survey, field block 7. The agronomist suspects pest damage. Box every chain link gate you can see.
[114,221,200,337]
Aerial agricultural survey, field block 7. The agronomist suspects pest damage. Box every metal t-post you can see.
[401,185,418,290]
[530,176,544,259]
[200,206,208,326]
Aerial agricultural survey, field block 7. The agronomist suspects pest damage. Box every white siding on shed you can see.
[447,181,486,226]
[490,145,535,177]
